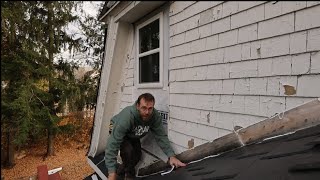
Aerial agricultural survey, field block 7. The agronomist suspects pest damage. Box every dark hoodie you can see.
[104,101,175,173]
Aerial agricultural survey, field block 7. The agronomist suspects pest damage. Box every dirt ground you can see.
[1,114,96,180]
[1,143,94,180]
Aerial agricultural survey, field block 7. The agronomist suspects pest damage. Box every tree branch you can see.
[31,88,45,107]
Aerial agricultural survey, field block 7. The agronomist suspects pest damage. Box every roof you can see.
[98,1,118,21]
[98,2,109,20]
[138,124,320,180]
[85,124,320,180]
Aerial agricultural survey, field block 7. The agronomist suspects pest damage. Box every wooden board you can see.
[238,98,320,145]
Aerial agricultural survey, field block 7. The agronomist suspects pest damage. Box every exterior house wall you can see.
[168,1,320,153]
[117,24,135,111]
[117,3,173,165]
[89,1,172,167]
[87,1,320,176]
[90,0,319,162]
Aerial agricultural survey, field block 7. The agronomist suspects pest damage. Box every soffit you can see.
[114,1,166,23]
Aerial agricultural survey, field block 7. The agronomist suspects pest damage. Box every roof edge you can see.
[98,1,121,22]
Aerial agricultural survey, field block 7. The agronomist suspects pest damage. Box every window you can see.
[136,12,163,88]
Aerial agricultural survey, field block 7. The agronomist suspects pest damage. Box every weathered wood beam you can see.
[238,98,320,145]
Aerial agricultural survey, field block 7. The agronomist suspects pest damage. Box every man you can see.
[105,93,186,180]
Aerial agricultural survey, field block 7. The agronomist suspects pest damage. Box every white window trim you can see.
[135,12,163,89]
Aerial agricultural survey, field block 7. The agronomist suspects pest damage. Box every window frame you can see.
[135,12,163,88]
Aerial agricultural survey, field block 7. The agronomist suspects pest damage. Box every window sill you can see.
[136,82,163,89]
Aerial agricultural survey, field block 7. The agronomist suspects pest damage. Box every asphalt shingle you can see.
[138,124,320,180]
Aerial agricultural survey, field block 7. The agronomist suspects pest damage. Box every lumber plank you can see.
[238,98,320,145]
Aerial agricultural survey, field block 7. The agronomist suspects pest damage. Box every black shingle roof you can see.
[85,124,320,179]
[137,124,320,180]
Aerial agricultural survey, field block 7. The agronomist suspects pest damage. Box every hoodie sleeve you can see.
[104,111,131,173]
[150,112,175,158]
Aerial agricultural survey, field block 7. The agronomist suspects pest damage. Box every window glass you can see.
[139,19,159,54]
[139,52,159,83]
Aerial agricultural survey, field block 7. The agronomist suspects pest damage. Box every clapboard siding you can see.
[168,1,320,153]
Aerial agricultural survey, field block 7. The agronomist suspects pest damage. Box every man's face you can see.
[137,98,154,121]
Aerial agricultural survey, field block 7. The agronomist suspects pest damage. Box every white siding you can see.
[119,56,135,111]
[168,1,320,149]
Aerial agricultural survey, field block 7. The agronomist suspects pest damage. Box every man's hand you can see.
[108,172,117,180]
[169,156,186,168]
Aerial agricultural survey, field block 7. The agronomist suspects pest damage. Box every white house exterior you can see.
[87,1,320,175]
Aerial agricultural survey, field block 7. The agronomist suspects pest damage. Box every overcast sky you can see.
[66,1,104,38]
[83,1,103,17]
[56,1,104,67]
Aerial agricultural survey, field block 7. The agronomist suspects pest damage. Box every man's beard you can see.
[142,114,151,121]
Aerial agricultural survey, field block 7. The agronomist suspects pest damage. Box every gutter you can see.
[99,1,120,22]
